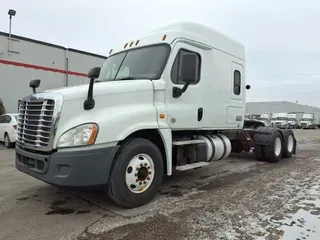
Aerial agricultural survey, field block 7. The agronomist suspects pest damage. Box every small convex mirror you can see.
[29,79,41,93]
[88,67,101,79]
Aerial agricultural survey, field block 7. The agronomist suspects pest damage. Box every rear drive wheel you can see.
[261,131,284,163]
[108,138,164,208]
[282,131,295,158]
[4,133,14,148]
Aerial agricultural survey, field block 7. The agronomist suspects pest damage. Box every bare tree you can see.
[0,98,6,115]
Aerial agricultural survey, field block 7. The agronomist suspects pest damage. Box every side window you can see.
[4,115,12,123]
[171,49,201,84]
[233,70,241,95]
[0,116,4,123]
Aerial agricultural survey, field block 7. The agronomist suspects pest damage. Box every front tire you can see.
[4,133,14,148]
[108,138,164,208]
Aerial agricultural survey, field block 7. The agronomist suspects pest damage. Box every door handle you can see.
[198,108,203,121]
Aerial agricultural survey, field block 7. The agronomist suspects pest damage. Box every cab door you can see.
[164,41,206,130]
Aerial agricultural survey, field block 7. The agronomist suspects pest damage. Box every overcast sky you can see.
[1,0,320,107]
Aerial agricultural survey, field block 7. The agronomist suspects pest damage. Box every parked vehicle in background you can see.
[0,113,18,148]
[287,113,298,129]
[300,113,320,129]
[258,113,271,126]
[270,113,289,129]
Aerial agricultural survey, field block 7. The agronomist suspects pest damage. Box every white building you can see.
[0,31,107,113]
[245,101,320,120]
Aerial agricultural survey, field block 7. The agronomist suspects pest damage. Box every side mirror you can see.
[84,67,101,111]
[173,53,199,98]
[88,67,101,79]
[29,79,41,94]
[180,53,198,83]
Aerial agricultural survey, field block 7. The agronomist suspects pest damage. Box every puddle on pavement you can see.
[269,198,320,240]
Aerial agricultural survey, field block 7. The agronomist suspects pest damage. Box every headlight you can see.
[57,123,98,148]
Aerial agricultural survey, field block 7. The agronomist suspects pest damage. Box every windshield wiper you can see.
[115,77,150,81]
[116,77,138,80]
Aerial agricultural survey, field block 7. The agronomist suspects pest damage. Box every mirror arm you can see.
[172,82,191,98]
[181,82,190,93]
[83,78,95,110]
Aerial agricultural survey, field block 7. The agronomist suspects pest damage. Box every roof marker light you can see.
[135,40,140,45]
[162,34,167,41]
[124,43,128,48]
[109,49,113,54]
[129,41,134,47]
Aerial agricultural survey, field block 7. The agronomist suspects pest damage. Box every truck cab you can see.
[14,22,297,208]
[287,113,298,129]
[300,113,316,129]
[270,113,289,129]
[258,113,270,126]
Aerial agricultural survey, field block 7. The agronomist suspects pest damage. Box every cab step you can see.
[175,162,209,171]
[173,139,205,146]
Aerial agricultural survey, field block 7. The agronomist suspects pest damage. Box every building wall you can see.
[67,49,106,86]
[0,32,107,113]
[245,101,320,115]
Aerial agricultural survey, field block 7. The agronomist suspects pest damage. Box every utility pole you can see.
[8,9,16,56]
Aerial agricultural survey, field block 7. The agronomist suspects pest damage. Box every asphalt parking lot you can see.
[1,130,320,240]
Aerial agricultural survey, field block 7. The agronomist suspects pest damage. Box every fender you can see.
[252,126,282,146]
[52,80,158,147]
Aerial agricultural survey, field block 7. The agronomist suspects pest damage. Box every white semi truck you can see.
[258,113,271,126]
[287,113,298,129]
[270,113,289,129]
[300,113,320,129]
[14,22,297,208]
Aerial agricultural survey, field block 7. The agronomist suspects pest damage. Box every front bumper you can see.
[15,144,119,188]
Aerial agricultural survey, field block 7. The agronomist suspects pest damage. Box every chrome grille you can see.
[17,99,55,148]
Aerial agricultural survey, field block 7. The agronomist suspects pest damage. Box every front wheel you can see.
[4,133,14,148]
[108,138,164,208]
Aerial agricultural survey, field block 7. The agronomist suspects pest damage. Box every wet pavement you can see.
[0,129,319,240]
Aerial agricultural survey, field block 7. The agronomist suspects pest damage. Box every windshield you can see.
[301,118,312,121]
[97,44,170,82]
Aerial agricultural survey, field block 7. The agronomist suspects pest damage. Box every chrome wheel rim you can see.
[125,153,155,194]
[274,137,282,156]
[287,135,294,153]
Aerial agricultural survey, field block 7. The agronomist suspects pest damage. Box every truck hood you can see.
[43,80,153,101]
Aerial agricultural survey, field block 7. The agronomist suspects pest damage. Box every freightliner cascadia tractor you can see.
[15,22,297,208]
